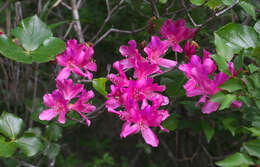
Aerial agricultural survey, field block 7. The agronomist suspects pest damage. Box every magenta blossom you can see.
[184,41,197,60]
[39,90,68,124]
[120,101,169,147]
[56,39,97,81]
[40,79,95,125]
[160,19,197,53]
[179,53,242,114]
[119,40,146,70]
[70,90,96,126]
[144,36,177,69]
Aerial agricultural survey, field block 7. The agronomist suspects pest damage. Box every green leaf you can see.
[222,118,237,136]
[216,153,254,167]
[212,54,229,74]
[0,35,32,63]
[46,123,62,142]
[254,20,260,35]
[162,114,179,131]
[0,112,24,139]
[160,70,186,98]
[159,0,168,4]
[30,37,66,63]
[247,127,260,137]
[210,91,226,103]
[248,64,258,73]
[206,0,222,9]
[201,121,215,143]
[11,15,52,51]
[0,136,16,158]
[43,143,60,158]
[249,73,260,88]
[244,139,260,158]
[16,133,43,157]
[239,1,256,20]
[219,94,236,110]
[190,0,206,6]
[221,0,235,6]
[92,77,108,96]
[215,23,258,53]
[214,33,233,62]
[219,78,244,92]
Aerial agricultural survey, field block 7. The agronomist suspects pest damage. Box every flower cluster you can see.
[106,19,196,147]
[179,49,242,114]
[39,39,96,125]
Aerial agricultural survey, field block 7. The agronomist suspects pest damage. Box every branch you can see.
[70,0,84,43]
[150,0,160,18]
[0,0,9,13]
[90,0,125,42]
[215,0,239,16]
[94,26,147,45]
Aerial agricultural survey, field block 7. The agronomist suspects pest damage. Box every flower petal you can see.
[39,109,58,121]
[141,127,159,147]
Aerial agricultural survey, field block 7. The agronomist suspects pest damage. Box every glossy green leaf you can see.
[162,115,179,131]
[201,121,215,143]
[247,127,260,137]
[30,37,66,63]
[206,0,222,9]
[190,0,206,6]
[219,94,236,110]
[248,64,258,73]
[222,118,237,136]
[239,1,256,20]
[43,143,60,158]
[212,54,229,74]
[244,139,260,158]
[254,20,260,35]
[214,33,233,62]
[16,133,43,157]
[46,123,62,142]
[0,35,32,63]
[249,73,260,88]
[0,112,24,139]
[216,153,254,167]
[160,70,186,98]
[215,23,258,53]
[11,15,52,51]
[210,91,226,103]
[219,78,244,92]
[159,0,168,4]
[221,0,234,6]
[0,136,16,158]
[92,77,108,96]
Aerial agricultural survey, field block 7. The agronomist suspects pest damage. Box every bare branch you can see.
[94,26,147,45]
[181,0,202,27]
[215,0,239,16]
[63,22,74,39]
[90,0,125,42]
[61,1,72,10]
[70,0,84,43]
[150,0,160,18]
[0,0,9,13]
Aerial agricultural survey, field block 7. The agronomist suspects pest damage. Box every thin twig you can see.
[150,66,177,78]
[150,0,160,18]
[70,0,84,43]
[94,26,147,45]
[63,22,74,39]
[0,0,9,13]
[215,0,239,16]
[90,0,125,42]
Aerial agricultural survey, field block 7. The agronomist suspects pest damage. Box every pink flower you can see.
[40,79,95,124]
[144,36,177,68]
[70,90,96,126]
[120,101,169,147]
[160,19,197,53]
[119,40,146,70]
[179,53,242,114]
[184,41,197,60]
[56,39,97,80]
[39,90,68,124]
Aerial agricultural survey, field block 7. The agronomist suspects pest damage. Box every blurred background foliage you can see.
[0,0,259,166]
